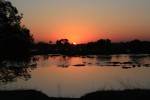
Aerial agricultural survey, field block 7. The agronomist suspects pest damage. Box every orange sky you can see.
[11,0,150,44]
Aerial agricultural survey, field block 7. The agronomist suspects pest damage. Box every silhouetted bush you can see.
[0,0,34,56]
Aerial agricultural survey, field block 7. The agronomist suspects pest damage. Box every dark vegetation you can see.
[81,89,150,100]
[34,39,150,55]
[0,90,51,100]
[1,89,150,100]
[0,0,34,58]
[0,0,37,85]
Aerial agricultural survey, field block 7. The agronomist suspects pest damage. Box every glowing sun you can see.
[73,42,77,45]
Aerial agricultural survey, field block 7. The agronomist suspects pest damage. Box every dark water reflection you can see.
[0,55,37,85]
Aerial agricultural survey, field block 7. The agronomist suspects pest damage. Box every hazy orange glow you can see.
[73,42,76,45]
[33,21,105,44]
[11,0,150,43]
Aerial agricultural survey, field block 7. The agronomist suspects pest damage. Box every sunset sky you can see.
[11,0,150,44]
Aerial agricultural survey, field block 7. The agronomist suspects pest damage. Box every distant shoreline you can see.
[30,50,150,56]
[1,89,150,100]
[32,39,150,56]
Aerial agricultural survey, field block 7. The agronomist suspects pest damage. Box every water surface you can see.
[1,54,150,98]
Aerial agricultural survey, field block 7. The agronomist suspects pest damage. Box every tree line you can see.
[34,39,150,55]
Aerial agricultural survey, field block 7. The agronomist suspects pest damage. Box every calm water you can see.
[1,54,150,98]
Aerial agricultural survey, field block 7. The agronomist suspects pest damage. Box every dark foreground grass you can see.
[1,89,150,100]
[0,90,76,100]
[81,89,150,100]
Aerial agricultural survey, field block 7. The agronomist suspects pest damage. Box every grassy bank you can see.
[0,90,76,100]
[1,89,150,100]
[81,89,150,100]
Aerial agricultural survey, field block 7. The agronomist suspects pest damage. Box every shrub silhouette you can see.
[0,0,34,56]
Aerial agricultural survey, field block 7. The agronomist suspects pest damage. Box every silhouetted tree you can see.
[49,40,52,44]
[94,39,111,53]
[36,42,51,53]
[55,39,71,54]
[56,40,62,47]
[56,39,69,45]
[87,42,95,49]
[56,39,70,48]
[128,39,143,53]
[0,0,34,56]
[96,39,111,48]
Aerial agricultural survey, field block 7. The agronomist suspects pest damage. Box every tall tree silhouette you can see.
[56,39,70,49]
[56,39,70,54]
[0,0,34,56]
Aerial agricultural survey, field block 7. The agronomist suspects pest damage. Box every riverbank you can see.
[0,90,76,100]
[1,89,150,100]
